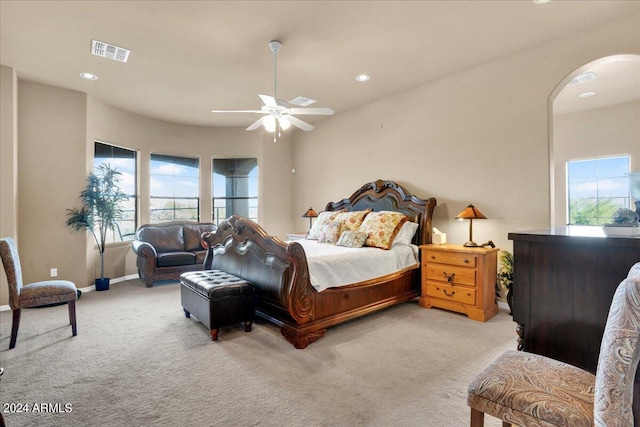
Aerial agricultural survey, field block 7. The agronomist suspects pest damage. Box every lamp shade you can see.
[302,208,318,218]
[455,204,487,247]
[455,204,487,220]
[302,207,318,231]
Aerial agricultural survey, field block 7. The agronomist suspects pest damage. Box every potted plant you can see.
[66,164,128,291]
[497,250,514,315]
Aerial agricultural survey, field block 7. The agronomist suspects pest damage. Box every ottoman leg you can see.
[183,308,191,318]
[210,328,219,341]
[244,320,253,332]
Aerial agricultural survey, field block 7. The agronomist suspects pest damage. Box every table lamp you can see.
[302,207,318,231]
[455,204,487,247]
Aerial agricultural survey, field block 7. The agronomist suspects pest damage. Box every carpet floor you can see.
[0,279,515,426]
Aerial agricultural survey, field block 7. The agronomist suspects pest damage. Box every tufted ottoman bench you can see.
[180,270,255,341]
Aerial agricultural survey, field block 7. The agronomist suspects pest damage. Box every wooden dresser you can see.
[418,244,498,321]
[509,227,640,424]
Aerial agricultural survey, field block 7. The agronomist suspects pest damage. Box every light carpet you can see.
[0,279,516,427]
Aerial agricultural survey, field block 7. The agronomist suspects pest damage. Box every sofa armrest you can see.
[132,240,158,259]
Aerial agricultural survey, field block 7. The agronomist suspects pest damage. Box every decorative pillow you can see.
[358,211,408,250]
[307,210,346,240]
[335,210,372,233]
[392,221,419,247]
[317,221,341,244]
[336,231,368,248]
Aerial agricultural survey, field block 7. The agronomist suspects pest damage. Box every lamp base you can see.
[463,241,479,248]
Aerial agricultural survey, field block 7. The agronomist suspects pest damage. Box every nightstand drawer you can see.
[424,250,476,268]
[425,281,476,305]
[425,264,476,287]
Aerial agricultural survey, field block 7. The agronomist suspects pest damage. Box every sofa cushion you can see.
[184,224,216,252]
[156,252,196,267]
[137,225,185,253]
[194,250,207,265]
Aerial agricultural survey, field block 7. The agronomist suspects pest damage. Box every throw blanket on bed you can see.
[294,239,419,292]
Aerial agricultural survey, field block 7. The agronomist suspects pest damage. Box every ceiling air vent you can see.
[567,71,596,86]
[91,40,130,63]
[289,96,317,107]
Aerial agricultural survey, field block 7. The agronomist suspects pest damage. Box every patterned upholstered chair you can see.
[467,262,640,427]
[0,237,78,349]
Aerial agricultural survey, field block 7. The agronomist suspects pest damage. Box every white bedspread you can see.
[293,239,419,292]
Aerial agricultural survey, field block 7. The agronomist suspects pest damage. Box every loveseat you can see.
[132,221,217,287]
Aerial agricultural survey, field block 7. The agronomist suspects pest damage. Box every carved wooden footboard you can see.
[203,180,436,348]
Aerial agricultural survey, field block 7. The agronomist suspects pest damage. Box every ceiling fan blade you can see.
[210,110,264,113]
[246,116,268,131]
[285,115,315,131]
[288,107,334,115]
[258,94,278,108]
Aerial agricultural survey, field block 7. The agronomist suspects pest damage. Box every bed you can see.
[202,179,437,348]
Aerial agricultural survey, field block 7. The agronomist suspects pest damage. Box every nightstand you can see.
[418,244,499,321]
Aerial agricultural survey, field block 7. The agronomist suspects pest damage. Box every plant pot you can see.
[95,277,110,291]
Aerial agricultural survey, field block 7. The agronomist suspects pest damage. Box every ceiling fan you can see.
[211,40,334,137]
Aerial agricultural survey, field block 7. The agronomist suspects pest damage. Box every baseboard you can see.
[0,274,140,311]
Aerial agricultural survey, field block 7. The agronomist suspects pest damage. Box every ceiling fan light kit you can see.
[211,40,334,141]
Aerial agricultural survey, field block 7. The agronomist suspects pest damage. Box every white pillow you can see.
[392,221,419,247]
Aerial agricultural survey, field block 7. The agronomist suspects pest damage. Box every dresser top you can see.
[509,226,640,247]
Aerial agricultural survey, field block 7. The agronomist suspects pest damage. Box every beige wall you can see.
[17,81,89,290]
[292,13,640,252]
[1,12,638,306]
[0,84,293,306]
[0,65,18,305]
[553,100,640,226]
[85,97,294,282]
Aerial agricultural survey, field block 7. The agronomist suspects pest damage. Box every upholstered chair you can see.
[0,237,78,349]
[467,262,640,427]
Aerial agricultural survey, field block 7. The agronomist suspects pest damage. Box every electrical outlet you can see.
[50,268,58,277]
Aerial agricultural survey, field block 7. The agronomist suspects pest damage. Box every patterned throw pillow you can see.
[335,210,372,233]
[307,210,346,240]
[317,221,341,244]
[336,231,368,248]
[358,211,408,250]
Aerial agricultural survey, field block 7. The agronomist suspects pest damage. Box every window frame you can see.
[93,141,138,242]
[212,157,258,226]
[566,155,631,226]
[149,153,201,224]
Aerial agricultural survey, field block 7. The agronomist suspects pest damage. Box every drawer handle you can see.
[464,258,469,264]
[430,255,436,260]
[443,289,456,297]
[443,272,455,283]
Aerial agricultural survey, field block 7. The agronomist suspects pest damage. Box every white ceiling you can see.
[1,1,638,128]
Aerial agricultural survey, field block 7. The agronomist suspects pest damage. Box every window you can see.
[94,141,137,242]
[567,155,630,225]
[212,158,258,225]
[150,154,199,223]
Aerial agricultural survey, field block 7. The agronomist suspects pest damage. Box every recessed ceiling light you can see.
[579,91,596,98]
[79,72,98,80]
[355,74,370,82]
[533,0,551,4]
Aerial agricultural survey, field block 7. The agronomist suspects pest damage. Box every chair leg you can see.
[470,408,484,427]
[502,422,511,427]
[68,300,77,337]
[9,309,21,349]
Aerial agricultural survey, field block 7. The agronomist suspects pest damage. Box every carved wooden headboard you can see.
[324,179,437,246]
